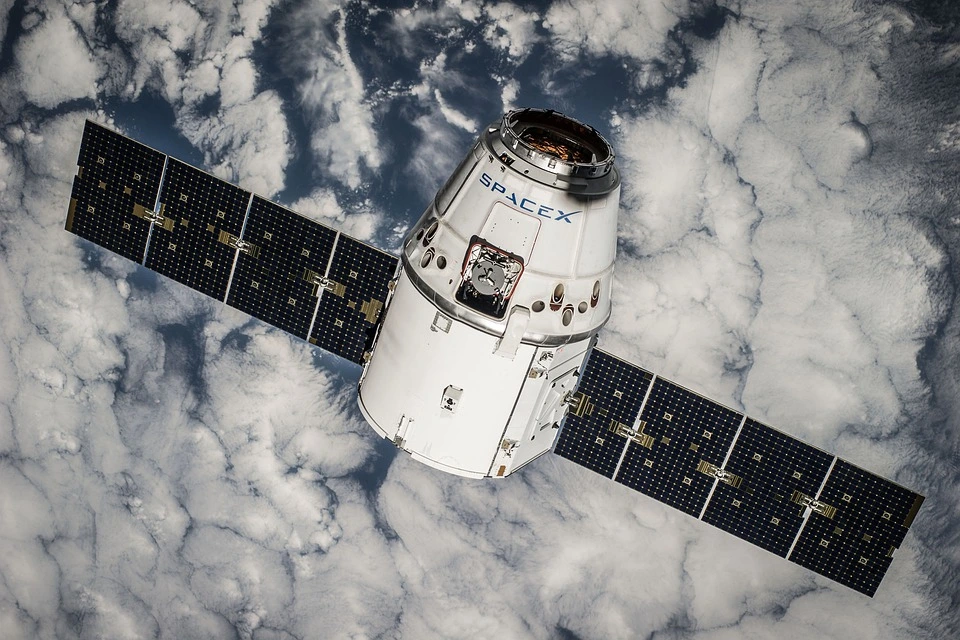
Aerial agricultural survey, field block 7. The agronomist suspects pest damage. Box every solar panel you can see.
[227,196,338,340]
[554,350,924,596]
[66,121,166,263]
[615,378,743,517]
[308,234,398,365]
[144,158,251,300]
[553,349,654,478]
[66,122,398,368]
[701,418,835,557]
[787,458,924,596]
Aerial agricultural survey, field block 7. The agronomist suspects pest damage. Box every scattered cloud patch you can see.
[543,0,692,62]
[483,2,541,61]
[11,6,100,108]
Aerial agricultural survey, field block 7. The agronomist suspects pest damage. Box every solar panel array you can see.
[552,349,653,478]
[145,158,251,300]
[66,121,166,263]
[788,459,924,596]
[617,378,742,517]
[227,196,338,340]
[310,234,401,364]
[702,418,834,557]
[554,348,924,597]
[66,121,396,365]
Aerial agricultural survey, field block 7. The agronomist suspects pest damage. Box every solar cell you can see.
[553,349,654,478]
[145,158,251,300]
[308,234,398,364]
[66,121,166,263]
[701,419,834,557]
[614,378,742,517]
[788,458,924,596]
[227,197,338,340]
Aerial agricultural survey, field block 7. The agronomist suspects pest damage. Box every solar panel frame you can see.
[144,158,252,301]
[788,458,924,596]
[701,418,835,557]
[614,377,743,517]
[553,349,654,478]
[227,196,339,340]
[308,234,398,365]
[66,121,166,263]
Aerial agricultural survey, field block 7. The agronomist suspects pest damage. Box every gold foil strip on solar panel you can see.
[611,419,654,449]
[696,460,743,489]
[566,391,593,417]
[132,203,175,230]
[360,298,384,323]
[217,230,260,257]
[66,198,78,231]
[303,268,346,297]
[904,494,924,528]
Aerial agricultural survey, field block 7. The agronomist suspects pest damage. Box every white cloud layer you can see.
[284,3,384,190]
[11,6,100,108]
[0,1,957,638]
[543,0,692,62]
[483,2,541,61]
[111,0,292,196]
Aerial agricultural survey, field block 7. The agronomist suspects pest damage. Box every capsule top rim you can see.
[499,108,616,179]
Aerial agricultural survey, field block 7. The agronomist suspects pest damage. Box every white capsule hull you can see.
[358,109,619,478]
[359,270,593,477]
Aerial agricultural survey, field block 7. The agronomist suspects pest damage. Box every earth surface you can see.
[1,1,958,638]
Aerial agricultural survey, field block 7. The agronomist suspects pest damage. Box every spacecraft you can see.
[64,109,923,597]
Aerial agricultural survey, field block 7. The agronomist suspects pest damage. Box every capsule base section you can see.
[358,270,591,478]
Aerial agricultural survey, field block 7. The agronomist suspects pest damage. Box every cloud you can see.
[543,0,692,62]
[402,52,480,195]
[606,113,761,405]
[0,0,15,46]
[10,6,100,108]
[434,89,479,132]
[604,4,950,458]
[483,2,541,61]
[110,0,292,195]
[180,90,291,197]
[282,3,383,190]
[498,76,520,111]
[0,0,957,638]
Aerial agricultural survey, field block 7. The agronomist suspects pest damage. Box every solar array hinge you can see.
[696,460,743,489]
[217,230,261,257]
[133,203,175,231]
[790,490,837,519]
[566,391,593,417]
[611,419,655,450]
[303,268,346,297]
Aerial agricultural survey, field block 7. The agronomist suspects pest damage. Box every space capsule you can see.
[358,109,621,478]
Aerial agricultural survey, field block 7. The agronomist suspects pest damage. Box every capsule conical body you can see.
[358,109,621,478]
